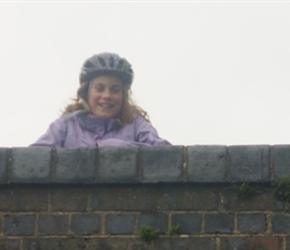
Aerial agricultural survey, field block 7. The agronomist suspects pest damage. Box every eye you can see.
[93,85,104,92]
[111,87,121,94]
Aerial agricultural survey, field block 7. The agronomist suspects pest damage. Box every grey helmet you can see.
[79,52,134,86]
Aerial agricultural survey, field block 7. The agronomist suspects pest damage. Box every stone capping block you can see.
[273,145,290,179]
[55,147,96,184]
[2,144,290,185]
[11,147,51,183]
[229,145,270,183]
[98,147,138,183]
[0,148,8,184]
[141,146,183,183]
[187,145,227,183]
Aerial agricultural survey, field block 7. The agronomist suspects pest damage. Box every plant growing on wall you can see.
[272,176,290,203]
[233,183,255,199]
[167,224,180,236]
[139,225,159,241]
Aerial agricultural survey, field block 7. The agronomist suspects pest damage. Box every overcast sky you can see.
[1,1,290,147]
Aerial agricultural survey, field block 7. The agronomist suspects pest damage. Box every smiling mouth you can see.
[98,103,114,108]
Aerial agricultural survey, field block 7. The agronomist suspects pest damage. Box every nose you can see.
[102,89,112,99]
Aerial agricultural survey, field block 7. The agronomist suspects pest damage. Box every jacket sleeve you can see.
[134,115,171,146]
[29,118,67,147]
[97,116,171,147]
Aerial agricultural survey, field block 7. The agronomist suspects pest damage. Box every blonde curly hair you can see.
[62,79,150,126]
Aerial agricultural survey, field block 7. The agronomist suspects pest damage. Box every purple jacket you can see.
[31,111,170,148]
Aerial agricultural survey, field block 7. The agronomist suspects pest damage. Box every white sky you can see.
[1,1,290,147]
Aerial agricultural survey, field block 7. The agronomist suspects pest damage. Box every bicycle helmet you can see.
[79,52,134,86]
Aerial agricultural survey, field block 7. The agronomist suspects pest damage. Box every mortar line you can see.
[19,239,23,250]
[283,236,286,250]
[134,212,140,235]
[6,148,12,184]
[100,213,106,235]
[226,146,231,182]
[183,146,187,182]
[233,212,238,234]
[47,191,52,212]
[138,147,143,183]
[201,212,205,234]
[270,145,274,182]
[35,212,39,236]
[216,237,220,250]
[266,212,272,234]
[50,148,56,183]
[168,211,172,229]
[0,213,4,237]
[87,193,93,212]
[94,147,99,183]
[68,213,72,235]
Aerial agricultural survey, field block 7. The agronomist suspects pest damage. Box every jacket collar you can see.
[76,112,119,134]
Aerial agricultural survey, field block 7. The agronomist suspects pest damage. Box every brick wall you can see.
[0,145,290,250]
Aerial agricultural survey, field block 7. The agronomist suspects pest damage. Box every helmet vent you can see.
[116,59,124,69]
[109,56,114,67]
[84,61,95,68]
[98,57,106,67]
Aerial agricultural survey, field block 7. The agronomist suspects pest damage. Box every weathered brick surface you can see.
[98,147,138,183]
[273,145,290,179]
[229,145,270,182]
[50,187,88,211]
[105,214,135,234]
[220,236,282,250]
[139,213,168,233]
[1,146,290,249]
[23,238,86,250]
[272,213,290,233]
[23,237,219,250]
[172,213,202,234]
[0,148,8,184]
[4,214,35,236]
[38,215,68,235]
[141,146,183,183]
[11,147,51,183]
[0,239,20,250]
[221,187,280,211]
[205,213,234,233]
[237,214,267,233]
[91,186,217,211]
[0,187,48,211]
[55,147,95,183]
[187,145,227,182]
[71,214,100,235]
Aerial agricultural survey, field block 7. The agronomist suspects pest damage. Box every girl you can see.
[31,52,170,148]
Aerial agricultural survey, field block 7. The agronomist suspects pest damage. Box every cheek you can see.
[89,92,100,102]
[114,94,123,104]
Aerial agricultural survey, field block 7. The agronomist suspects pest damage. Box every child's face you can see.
[88,75,123,119]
